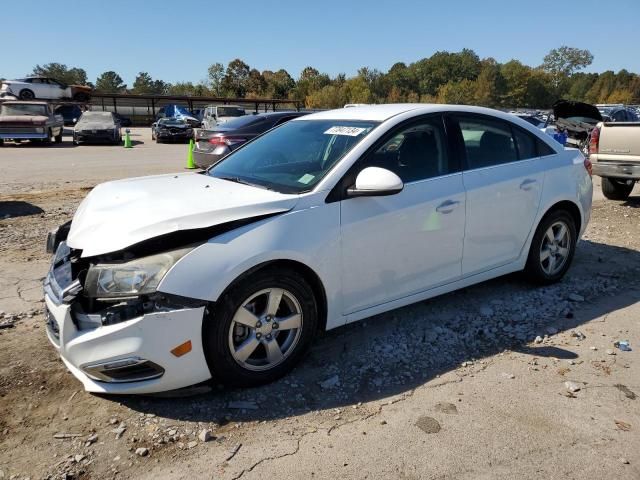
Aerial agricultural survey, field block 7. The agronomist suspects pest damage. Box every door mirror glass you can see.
[347,167,404,197]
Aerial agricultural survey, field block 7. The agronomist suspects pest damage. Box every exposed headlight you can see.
[84,247,192,299]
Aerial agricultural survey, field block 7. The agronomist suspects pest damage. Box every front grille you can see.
[169,128,186,134]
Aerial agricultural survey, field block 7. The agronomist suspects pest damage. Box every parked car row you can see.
[0,101,129,147]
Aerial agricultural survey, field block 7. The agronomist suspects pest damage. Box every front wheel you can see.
[19,89,35,100]
[54,130,63,143]
[203,268,318,387]
[524,210,577,284]
[601,177,634,201]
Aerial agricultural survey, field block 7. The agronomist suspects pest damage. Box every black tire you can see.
[601,177,633,201]
[73,92,89,102]
[54,131,63,143]
[524,210,577,285]
[203,267,318,387]
[0,139,4,147]
[19,89,35,100]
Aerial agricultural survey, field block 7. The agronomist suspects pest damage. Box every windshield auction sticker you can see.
[324,126,366,136]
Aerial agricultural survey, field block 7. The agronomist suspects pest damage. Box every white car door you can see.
[340,115,466,315]
[451,114,545,276]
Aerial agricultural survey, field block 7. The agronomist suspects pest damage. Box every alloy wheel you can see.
[539,220,571,276]
[228,288,303,371]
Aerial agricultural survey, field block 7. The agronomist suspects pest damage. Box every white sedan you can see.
[0,77,91,101]
[43,104,593,394]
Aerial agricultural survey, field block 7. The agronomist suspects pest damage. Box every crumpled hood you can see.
[67,173,298,257]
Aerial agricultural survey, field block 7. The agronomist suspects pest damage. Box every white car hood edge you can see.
[67,173,299,257]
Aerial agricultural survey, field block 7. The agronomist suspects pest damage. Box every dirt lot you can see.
[0,132,639,479]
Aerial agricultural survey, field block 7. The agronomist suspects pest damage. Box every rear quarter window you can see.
[513,128,537,160]
[536,138,556,157]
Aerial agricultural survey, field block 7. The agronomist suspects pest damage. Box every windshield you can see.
[0,104,47,116]
[208,119,378,194]
[217,107,245,117]
[78,112,113,123]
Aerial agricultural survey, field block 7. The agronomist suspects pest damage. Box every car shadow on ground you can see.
[621,195,640,208]
[0,201,44,218]
[114,238,640,424]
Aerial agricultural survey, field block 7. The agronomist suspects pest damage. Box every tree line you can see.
[17,46,640,108]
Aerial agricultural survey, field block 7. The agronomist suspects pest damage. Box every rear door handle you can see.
[436,200,460,214]
[520,179,537,191]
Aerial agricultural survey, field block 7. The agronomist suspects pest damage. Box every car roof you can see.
[295,103,526,123]
[253,111,305,118]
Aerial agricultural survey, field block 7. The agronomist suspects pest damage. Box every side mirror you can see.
[347,167,404,197]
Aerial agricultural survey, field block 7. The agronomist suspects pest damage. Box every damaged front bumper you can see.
[43,242,212,394]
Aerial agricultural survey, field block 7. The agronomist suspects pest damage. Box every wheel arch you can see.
[215,259,329,333]
[538,200,582,235]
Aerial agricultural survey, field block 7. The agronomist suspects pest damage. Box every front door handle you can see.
[520,179,538,191]
[436,199,460,214]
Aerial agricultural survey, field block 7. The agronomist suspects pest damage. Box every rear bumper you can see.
[193,150,225,169]
[592,162,640,180]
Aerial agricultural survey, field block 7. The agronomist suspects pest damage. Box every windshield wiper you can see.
[217,176,270,190]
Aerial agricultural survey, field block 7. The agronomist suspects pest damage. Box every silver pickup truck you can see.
[0,100,64,145]
[590,119,640,200]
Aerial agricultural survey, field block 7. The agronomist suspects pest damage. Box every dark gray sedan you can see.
[152,118,194,143]
[193,111,308,168]
[73,111,121,145]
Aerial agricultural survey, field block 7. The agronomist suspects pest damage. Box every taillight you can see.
[589,126,600,155]
[208,136,245,146]
[584,157,593,177]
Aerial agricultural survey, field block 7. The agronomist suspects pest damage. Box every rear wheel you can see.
[601,177,634,200]
[19,89,35,100]
[203,268,318,387]
[524,210,577,284]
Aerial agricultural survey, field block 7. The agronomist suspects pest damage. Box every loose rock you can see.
[135,447,149,457]
[198,429,213,442]
[565,381,581,393]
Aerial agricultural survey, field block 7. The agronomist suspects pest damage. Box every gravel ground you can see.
[0,137,638,479]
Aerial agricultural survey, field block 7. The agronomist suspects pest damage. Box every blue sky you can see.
[2,0,639,85]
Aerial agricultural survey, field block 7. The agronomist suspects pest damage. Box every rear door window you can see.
[454,115,517,169]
